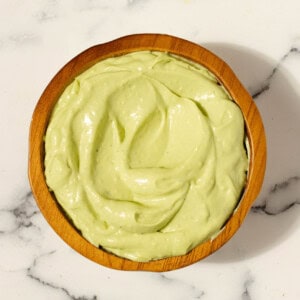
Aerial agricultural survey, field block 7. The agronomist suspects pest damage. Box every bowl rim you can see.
[28,33,266,272]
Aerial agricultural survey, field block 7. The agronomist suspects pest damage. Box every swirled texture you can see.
[45,51,248,261]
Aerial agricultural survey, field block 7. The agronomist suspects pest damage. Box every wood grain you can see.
[28,34,266,272]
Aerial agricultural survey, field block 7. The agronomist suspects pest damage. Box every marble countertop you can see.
[1,0,300,299]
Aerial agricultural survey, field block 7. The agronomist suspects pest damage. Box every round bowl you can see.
[28,34,266,271]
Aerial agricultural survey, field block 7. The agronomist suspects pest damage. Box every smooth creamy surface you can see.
[45,51,248,262]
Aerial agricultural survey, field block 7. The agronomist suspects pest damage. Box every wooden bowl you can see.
[28,34,266,271]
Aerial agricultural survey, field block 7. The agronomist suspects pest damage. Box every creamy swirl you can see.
[45,51,248,261]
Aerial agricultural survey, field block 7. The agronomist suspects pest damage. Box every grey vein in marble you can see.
[271,176,300,193]
[0,191,40,237]
[27,252,98,300]
[33,0,58,22]
[252,46,300,99]
[0,33,41,50]
[127,0,145,7]
[158,274,205,299]
[241,275,254,300]
[35,10,57,22]
[251,176,300,215]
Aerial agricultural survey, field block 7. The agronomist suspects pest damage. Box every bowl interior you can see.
[28,34,266,271]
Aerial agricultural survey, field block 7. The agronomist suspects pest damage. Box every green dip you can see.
[45,51,248,262]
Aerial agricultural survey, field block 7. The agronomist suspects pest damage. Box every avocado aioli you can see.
[45,51,248,261]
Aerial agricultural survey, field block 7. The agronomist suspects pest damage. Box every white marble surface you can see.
[1,0,300,299]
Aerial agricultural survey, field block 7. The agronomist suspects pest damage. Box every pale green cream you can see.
[45,51,248,262]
